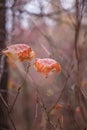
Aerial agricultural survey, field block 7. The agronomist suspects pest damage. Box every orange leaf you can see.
[34,58,61,77]
[3,44,35,62]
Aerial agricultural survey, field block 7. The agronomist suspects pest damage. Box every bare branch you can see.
[74,0,87,124]
[9,64,30,113]
[0,89,16,130]
[48,63,75,113]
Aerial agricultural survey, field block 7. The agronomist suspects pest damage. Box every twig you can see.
[57,118,63,130]
[0,92,16,130]
[9,64,30,113]
[8,113,16,130]
[34,91,39,120]
[35,102,38,120]
[0,92,9,110]
[48,120,56,130]
[37,89,56,130]
[74,0,87,125]
[48,63,74,113]
[48,75,69,114]
[12,0,17,8]
[29,73,56,130]
[0,54,16,130]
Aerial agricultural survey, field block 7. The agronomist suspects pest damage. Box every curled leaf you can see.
[3,44,35,62]
[34,58,61,77]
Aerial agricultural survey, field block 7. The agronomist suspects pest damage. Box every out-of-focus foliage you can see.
[5,0,87,130]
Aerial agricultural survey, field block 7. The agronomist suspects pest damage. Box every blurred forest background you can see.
[0,0,87,130]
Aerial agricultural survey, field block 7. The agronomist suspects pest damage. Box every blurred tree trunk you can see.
[0,0,9,129]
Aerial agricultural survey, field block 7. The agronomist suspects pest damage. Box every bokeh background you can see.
[0,0,87,130]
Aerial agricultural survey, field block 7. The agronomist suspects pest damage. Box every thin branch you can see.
[48,75,69,114]
[34,90,40,120]
[8,113,16,130]
[67,13,77,28]
[29,73,57,130]
[18,8,61,18]
[35,100,38,120]
[48,63,74,113]
[12,0,18,8]
[48,120,56,130]
[0,92,9,110]
[57,118,63,130]
[74,0,87,124]
[9,64,30,113]
[0,90,16,130]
